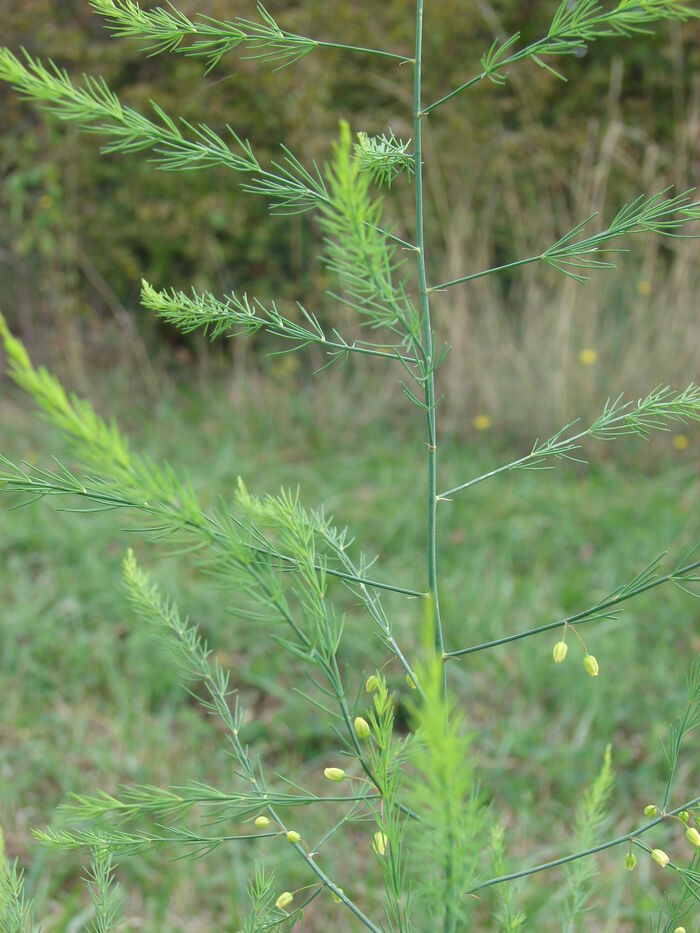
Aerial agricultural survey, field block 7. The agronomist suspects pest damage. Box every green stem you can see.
[444,558,700,659]
[428,254,541,292]
[413,0,445,668]
[414,6,453,932]
[314,39,413,64]
[422,72,486,115]
[468,797,700,895]
[228,727,383,933]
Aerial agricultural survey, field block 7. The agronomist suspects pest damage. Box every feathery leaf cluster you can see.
[561,745,615,928]
[0,0,698,929]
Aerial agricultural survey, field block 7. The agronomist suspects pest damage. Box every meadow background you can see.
[0,1,699,929]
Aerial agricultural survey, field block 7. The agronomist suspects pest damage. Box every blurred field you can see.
[1,362,698,930]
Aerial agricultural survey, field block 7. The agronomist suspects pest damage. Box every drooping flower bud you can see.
[354,716,370,740]
[286,830,301,844]
[331,887,345,903]
[583,654,599,677]
[254,815,270,828]
[651,848,670,868]
[624,852,637,871]
[644,805,658,818]
[679,810,690,824]
[365,674,379,693]
[275,892,293,910]
[372,831,388,856]
[673,927,686,933]
[552,640,568,663]
[324,767,346,783]
[685,826,700,847]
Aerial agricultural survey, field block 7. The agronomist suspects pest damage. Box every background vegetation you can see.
[0,1,698,929]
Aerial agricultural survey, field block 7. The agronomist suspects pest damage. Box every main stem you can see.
[414,6,454,933]
[413,0,445,673]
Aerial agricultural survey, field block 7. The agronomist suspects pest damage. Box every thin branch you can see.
[445,556,700,659]
[468,797,700,895]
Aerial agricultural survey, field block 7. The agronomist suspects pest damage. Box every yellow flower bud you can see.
[583,654,599,677]
[286,830,301,845]
[624,852,637,871]
[324,767,346,783]
[354,716,370,740]
[552,641,568,663]
[365,674,379,693]
[679,810,690,823]
[673,927,686,933]
[372,831,388,856]
[644,805,658,818]
[275,891,293,910]
[686,826,700,847]
[254,815,270,828]
[651,848,670,868]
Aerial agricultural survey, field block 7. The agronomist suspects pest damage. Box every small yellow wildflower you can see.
[473,414,491,431]
[673,434,690,451]
[324,767,346,783]
[552,641,568,663]
[275,892,293,910]
[651,848,670,868]
[372,831,388,856]
[636,279,653,296]
[354,716,371,740]
[578,348,598,366]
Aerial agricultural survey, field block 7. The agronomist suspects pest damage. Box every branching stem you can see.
[445,557,700,659]
[468,796,700,895]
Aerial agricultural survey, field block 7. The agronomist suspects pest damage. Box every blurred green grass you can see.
[1,368,698,930]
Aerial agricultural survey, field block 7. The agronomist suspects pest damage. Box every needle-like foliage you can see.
[85,850,122,933]
[89,0,412,72]
[0,860,38,933]
[319,122,421,342]
[0,1,698,929]
[560,745,615,929]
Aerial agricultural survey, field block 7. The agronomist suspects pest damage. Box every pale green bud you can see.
[372,831,388,856]
[324,767,346,783]
[644,805,658,818]
[354,716,370,740]
[254,815,270,828]
[405,673,417,689]
[685,826,700,847]
[651,848,670,868]
[552,641,568,663]
[624,852,637,871]
[275,891,293,910]
[673,927,686,933]
[365,674,379,693]
[583,654,599,676]
[679,810,690,823]
[286,830,301,845]
[331,887,344,903]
